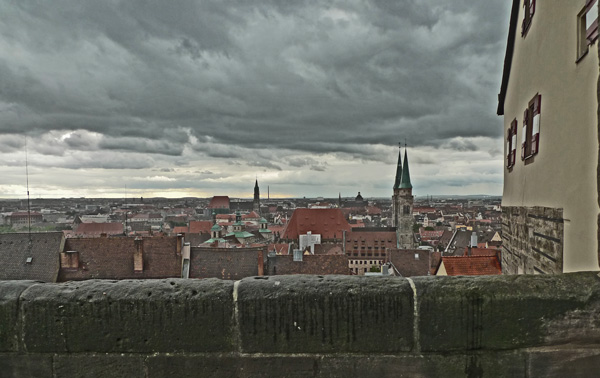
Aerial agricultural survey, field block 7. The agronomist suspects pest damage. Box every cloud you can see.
[0,0,511,197]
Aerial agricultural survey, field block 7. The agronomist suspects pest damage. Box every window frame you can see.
[521,94,541,161]
[586,0,599,42]
[506,119,517,169]
[522,0,536,37]
[578,0,599,60]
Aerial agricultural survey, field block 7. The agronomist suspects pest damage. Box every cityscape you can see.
[1,1,599,377]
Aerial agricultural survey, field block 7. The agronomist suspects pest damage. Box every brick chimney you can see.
[134,237,144,273]
[176,233,183,255]
[257,249,264,276]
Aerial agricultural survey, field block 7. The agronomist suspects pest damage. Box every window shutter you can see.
[522,1,529,34]
[531,94,541,155]
[511,123,517,165]
[521,109,528,160]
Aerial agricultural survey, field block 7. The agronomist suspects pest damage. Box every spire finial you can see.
[393,142,403,189]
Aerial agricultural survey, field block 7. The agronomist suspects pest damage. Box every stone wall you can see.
[2,273,600,377]
[502,206,564,274]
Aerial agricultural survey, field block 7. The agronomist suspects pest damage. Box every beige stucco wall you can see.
[436,261,448,276]
[502,1,599,272]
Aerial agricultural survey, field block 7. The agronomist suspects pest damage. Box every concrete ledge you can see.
[1,273,600,376]
[19,279,235,353]
[0,281,38,352]
[414,272,600,352]
[237,275,414,353]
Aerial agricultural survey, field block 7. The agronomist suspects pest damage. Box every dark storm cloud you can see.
[0,0,510,164]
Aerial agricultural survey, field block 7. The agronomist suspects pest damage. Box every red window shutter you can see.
[521,109,528,160]
[506,137,512,168]
[531,94,541,155]
[511,120,517,167]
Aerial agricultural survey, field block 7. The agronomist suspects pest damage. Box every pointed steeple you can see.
[399,148,412,189]
[254,179,259,199]
[393,143,403,189]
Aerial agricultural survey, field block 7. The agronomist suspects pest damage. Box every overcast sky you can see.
[0,0,510,200]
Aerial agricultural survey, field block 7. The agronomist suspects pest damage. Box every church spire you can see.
[253,178,260,214]
[399,148,412,189]
[393,143,402,189]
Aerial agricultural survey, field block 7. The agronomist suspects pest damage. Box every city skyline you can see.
[0,1,511,199]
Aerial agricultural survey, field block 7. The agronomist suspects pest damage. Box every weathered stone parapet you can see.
[1,273,600,377]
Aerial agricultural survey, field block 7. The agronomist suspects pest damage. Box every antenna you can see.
[25,137,32,242]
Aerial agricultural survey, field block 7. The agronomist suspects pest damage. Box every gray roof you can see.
[0,232,64,282]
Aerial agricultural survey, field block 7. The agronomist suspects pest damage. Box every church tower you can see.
[392,145,415,249]
[253,179,260,214]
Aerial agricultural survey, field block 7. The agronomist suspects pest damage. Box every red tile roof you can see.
[208,196,230,209]
[441,256,502,276]
[267,254,350,275]
[74,222,124,236]
[58,236,181,280]
[464,247,500,257]
[189,247,265,279]
[172,226,188,234]
[189,221,213,234]
[282,208,351,240]
[366,206,382,215]
[386,249,438,277]
[242,211,260,219]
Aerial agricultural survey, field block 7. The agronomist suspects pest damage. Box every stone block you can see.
[20,279,235,353]
[0,353,53,378]
[528,348,600,377]
[414,272,600,352]
[317,352,525,378]
[0,281,38,352]
[237,275,414,353]
[53,354,145,378]
[147,355,318,378]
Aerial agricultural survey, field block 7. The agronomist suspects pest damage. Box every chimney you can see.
[134,237,144,272]
[257,249,264,276]
[293,249,303,262]
[60,250,79,270]
[176,233,183,255]
[471,232,478,248]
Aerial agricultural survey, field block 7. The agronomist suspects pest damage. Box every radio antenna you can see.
[25,137,32,242]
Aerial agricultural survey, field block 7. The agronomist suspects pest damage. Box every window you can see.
[578,0,598,59]
[522,0,536,36]
[521,94,541,160]
[506,119,517,169]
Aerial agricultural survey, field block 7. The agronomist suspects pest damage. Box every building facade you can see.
[498,0,599,273]
[253,179,260,214]
[392,146,415,249]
